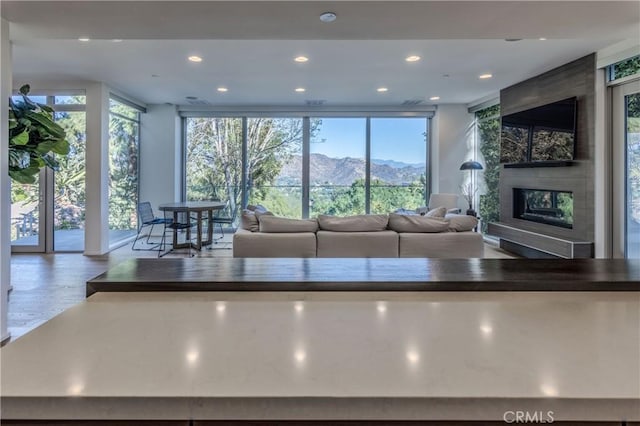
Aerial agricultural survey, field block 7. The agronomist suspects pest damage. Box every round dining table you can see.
[158,201,227,251]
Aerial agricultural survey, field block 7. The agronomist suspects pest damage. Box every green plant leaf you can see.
[24,110,66,139]
[18,84,30,96]
[9,167,39,184]
[11,131,29,145]
[34,140,56,154]
[50,139,70,155]
[9,118,18,130]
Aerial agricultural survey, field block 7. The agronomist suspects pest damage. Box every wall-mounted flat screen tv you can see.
[500,97,577,165]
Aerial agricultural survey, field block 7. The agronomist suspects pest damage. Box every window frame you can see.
[181,112,433,218]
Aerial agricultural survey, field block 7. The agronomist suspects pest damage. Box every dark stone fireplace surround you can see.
[489,54,596,258]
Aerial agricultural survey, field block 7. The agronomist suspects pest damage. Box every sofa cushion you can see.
[444,214,478,232]
[399,232,484,258]
[233,229,317,258]
[316,230,398,258]
[317,214,388,232]
[259,216,319,233]
[388,213,450,233]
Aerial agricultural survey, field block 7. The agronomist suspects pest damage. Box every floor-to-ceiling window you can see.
[247,117,303,218]
[108,97,141,246]
[309,118,367,216]
[10,93,87,252]
[184,117,243,220]
[183,113,431,219]
[370,118,427,214]
[475,104,500,234]
[610,56,640,259]
[626,92,640,258]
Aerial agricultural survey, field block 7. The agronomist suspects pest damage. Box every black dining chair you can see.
[210,201,238,245]
[158,209,197,258]
[132,202,173,251]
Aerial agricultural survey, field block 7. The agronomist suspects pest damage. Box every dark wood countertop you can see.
[87,258,640,296]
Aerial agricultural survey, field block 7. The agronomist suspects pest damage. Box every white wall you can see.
[84,82,110,255]
[430,104,475,210]
[139,104,182,213]
[1,18,12,343]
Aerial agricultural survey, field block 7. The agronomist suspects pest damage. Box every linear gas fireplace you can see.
[513,188,573,229]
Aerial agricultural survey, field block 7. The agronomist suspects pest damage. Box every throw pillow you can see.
[444,213,478,232]
[388,213,450,233]
[317,214,389,232]
[259,216,319,233]
[255,210,274,221]
[425,206,447,218]
[240,209,259,232]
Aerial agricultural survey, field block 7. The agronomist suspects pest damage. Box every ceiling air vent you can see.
[402,99,424,106]
[305,99,326,107]
[186,99,212,106]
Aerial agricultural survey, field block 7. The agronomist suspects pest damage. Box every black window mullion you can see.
[365,117,371,214]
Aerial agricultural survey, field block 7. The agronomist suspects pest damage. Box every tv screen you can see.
[500,97,577,164]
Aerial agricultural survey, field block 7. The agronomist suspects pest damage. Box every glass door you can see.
[10,171,46,252]
[11,94,86,253]
[612,79,640,258]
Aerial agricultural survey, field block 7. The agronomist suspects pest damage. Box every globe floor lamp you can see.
[459,160,483,216]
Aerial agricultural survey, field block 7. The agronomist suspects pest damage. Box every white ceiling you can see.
[3,1,639,106]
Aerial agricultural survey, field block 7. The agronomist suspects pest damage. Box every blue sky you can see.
[311,117,427,164]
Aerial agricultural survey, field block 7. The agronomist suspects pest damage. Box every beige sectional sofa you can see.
[233,213,484,258]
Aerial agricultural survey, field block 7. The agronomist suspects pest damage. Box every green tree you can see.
[611,55,640,80]
[186,118,303,219]
[108,101,139,231]
[477,104,501,233]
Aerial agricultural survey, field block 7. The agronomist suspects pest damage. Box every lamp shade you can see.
[459,160,483,171]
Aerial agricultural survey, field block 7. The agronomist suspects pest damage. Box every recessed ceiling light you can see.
[217,87,228,93]
[377,87,389,93]
[539,37,547,41]
[185,96,198,100]
[479,73,493,79]
[294,56,309,63]
[319,12,337,23]
[112,39,123,43]
[78,37,90,42]
[151,74,159,78]
[429,96,440,101]
[295,87,306,93]
[504,38,522,42]
[405,55,421,62]
[188,56,203,63]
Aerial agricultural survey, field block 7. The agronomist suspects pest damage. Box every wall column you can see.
[430,104,474,210]
[139,104,181,212]
[84,83,110,255]
[1,18,13,343]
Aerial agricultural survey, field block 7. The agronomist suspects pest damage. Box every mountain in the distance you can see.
[277,154,424,186]
[371,159,425,169]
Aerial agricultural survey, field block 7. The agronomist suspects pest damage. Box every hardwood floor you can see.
[7,236,510,341]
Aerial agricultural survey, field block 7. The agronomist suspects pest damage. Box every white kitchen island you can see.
[1,291,639,424]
